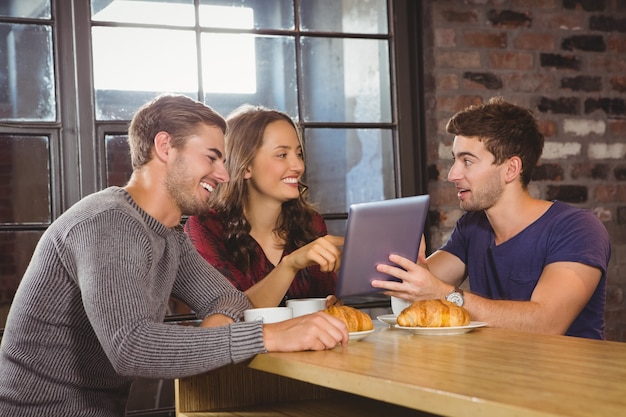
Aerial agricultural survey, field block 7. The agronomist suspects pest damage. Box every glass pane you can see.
[106,134,132,187]
[0,230,43,329]
[0,135,51,224]
[199,0,294,30]
[300,0,388,34]
[0,23,55,121]
[325,218,347,238]
[0,0,51,19]
[92,27,198,120]
[300,37,391,123]
[202,34,297,118]
[91,0,195,26]
[304,128,395,214]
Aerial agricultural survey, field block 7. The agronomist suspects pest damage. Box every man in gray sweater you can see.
[0,94,348,417]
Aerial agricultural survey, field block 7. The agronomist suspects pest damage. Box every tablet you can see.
[335,195,430,298]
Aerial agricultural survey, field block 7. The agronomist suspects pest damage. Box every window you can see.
[0,0,56,331]
[0,0,425,331]
[91,0,394,235]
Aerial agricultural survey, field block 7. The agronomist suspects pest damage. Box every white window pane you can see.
[301,37,391,123]
[300,0,388,34]
[92,27,197,92]
[92,27,198,120]
[304,128,396,214]
[199,4,253,29]
[0,0,50,19]
[91,0,195,26]
[202,35,297,119]
[201,34,256,94]
[0,24,55,121]
[199,0,294,30]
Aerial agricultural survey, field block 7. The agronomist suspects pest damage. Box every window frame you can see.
[0,0,426,334]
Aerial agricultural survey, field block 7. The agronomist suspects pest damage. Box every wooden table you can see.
[176,326,626,417]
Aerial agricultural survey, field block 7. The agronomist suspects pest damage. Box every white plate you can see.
[349,329,375,342]
[377,314,397,326]
[394,321,487,335]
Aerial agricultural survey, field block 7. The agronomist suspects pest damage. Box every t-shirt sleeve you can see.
[545,209,611,273]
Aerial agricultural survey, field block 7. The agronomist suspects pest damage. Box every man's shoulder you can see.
[545,201,603,226]
[55,187,141,230]
[71,186,130,210]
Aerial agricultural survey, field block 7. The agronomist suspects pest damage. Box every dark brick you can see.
[486,10,532,27]
[561,76,601,92]
[591,164,611,180]
[537,97,579,114]
[614,165,626,181]
[563,0,605,12]
[571,163,610,180]
[540,53,582,70]
[589,16,626,32]
[617,206,626,224]
[532,163,564,181]
[546,185,587,203]
[561,35,606,52]
[427,164,439,181]
[463,72,503,89]
[464,32,507,48]
[585,98,626,116]
[442,10,478,23]
[537,119,558,137]
[611,120,626,136]
[428,209,441,228]
[610,76,626,93]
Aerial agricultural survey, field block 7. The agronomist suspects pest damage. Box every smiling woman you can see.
[185,105,343,308]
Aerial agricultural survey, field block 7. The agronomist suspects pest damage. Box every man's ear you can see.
[153,131,172,162]
[504,156,523,184]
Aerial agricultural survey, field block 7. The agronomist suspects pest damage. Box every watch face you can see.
[447,292,464,307]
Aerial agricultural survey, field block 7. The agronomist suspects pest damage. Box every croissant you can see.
[324,305,374,332]
[397,299,471,327]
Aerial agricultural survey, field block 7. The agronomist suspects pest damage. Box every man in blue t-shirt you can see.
[372,97,610,339]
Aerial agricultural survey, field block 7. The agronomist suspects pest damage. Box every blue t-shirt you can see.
[440,201,610,339]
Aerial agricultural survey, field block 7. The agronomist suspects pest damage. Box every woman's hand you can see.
[283,235,344,273]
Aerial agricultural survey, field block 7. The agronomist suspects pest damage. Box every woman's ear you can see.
[505,156,523,184]
[153,131,171,163]
[243,165,252,180]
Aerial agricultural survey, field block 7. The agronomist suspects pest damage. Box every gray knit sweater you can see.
[0,187,266,417]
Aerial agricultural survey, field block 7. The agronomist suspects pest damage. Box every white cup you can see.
[286,298,327,317]
[243,307,293,323]
[391,296,412,316]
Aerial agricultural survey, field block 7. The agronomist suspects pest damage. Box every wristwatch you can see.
[446,287,465,307]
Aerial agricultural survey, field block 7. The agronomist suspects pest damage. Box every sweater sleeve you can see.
[65,210,265,379]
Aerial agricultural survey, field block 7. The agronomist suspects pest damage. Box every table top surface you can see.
[249,325,626,417]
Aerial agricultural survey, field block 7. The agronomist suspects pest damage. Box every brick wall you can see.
[420,0,626,341]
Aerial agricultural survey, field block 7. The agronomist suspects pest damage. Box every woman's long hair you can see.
[207,104,322,272]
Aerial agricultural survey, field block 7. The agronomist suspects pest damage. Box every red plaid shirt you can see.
[185,210,337,304]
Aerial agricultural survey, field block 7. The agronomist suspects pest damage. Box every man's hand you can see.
[262,311,349,352]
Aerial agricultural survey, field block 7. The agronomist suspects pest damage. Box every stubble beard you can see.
[165,155,211,217]
[459,175,503,212]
